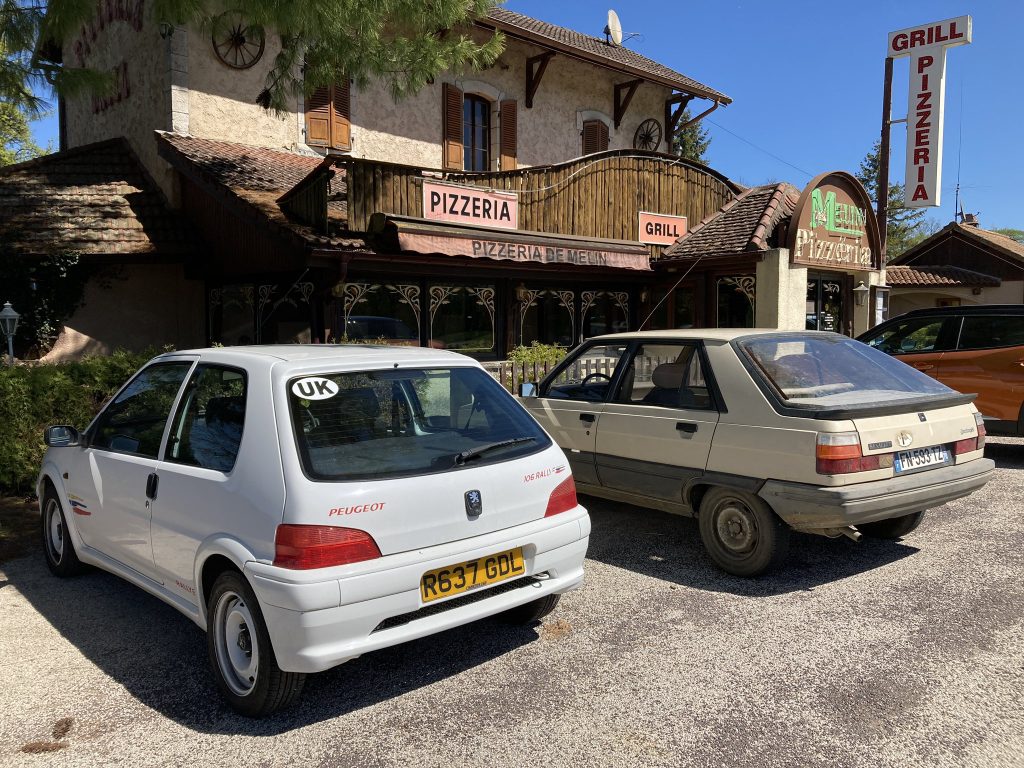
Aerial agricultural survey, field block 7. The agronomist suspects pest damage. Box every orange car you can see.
[858,305,1024,436]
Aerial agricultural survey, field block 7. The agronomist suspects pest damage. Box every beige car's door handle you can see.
[579,413,596,424]
[676,422,698,434]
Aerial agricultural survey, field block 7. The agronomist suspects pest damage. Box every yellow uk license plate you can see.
[420,547,526,603]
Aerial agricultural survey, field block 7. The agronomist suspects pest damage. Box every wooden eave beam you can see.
[664,93,695,148]
[614,79,643,128]
[525,51,555,108]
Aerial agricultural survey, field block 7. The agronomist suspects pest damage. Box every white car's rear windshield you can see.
[738,334,953,408]
[288,367,550,481]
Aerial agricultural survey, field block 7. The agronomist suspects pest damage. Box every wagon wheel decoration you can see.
[633,118,663,151]
[212,11,265,69]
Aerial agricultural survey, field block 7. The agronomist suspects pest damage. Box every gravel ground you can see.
[2,439,1022,768]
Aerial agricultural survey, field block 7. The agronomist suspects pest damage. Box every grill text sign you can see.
[887,16,972,209]
[638,212,688,246]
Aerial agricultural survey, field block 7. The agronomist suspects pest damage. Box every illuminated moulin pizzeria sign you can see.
[887,16,972,208]
[787,172,882,270]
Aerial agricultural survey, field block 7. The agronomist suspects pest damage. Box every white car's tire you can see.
[698,487,790,577]
[41,491,87,577]
[502,593,561,625]
[206,570,305,717]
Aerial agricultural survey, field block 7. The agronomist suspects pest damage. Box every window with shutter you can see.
[306,86,332,147]
[499,99,517,171]
[582,119,609,155]
[443,82,464,170]
[305,82,351,151]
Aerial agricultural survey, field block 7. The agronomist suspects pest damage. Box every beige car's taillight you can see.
[816,432,893,474]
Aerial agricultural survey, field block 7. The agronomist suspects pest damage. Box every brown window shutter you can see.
[443,82,464,170]
[306,86,331,146]
[331,79,351,150]
[582,119,609,155]
[499,99,517,170]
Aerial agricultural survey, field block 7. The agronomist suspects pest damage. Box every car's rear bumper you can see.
[758,458,995,531]
[244,509,590,674]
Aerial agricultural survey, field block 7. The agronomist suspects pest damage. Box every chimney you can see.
[962,213,980,227]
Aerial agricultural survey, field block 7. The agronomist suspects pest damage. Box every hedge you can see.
[0,350,154,494]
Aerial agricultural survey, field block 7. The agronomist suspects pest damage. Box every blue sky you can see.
[28,0,1023,230]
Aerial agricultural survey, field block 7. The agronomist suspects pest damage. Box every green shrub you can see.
[506,341,567,365]
[0,349,155,494]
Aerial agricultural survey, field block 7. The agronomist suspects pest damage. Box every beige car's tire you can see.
[858,511,925,539]
[41,492,87,577]
[698,487,790,577]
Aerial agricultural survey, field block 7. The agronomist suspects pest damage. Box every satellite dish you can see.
[605,10,623,46]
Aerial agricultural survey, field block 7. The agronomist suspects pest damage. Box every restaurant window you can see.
[644,286,696,330]
[716,276,755,328]
[518,287,575,348]
[210,285,255,346]
[582,119,609,155]
[582,290,629,339]
[428,283,496,357]
[331,282,422,344]
[305,81,351,151]
[463,94,491,172]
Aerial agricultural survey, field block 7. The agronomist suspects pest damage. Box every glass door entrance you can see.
[806,274,846,333]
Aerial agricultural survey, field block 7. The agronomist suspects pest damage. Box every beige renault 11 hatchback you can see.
[519,330,994,577]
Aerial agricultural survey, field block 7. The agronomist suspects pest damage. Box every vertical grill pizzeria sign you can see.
[787,171,882,271]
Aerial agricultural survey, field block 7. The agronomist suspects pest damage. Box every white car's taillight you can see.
[545,476,578,517]
[274,525,381,569]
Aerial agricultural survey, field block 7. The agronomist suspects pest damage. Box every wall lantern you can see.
[0,302,20,366]
[515,282,528,302]
[853,281,870,307]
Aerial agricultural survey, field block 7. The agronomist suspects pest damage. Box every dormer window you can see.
[463,94,491,172]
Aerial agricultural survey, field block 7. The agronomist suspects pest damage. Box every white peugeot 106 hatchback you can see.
[37,346,590,716]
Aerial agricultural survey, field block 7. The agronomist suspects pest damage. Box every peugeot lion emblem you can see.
[465,490,483,518]
[897,431,913,448]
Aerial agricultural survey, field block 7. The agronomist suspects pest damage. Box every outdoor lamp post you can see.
[0,302,20,366]
[853,281,870,307]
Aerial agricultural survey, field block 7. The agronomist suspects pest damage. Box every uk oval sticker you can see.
[291,377,339,400]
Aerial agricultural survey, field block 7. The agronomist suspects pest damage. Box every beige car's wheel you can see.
[698,487,790,577]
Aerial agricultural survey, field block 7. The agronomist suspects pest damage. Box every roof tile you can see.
[885,265,1001,287]
[660,182,799,260]
[483,8,730,103]
[0,138,196,257]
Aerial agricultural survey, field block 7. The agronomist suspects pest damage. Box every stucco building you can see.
[4,3,886,360]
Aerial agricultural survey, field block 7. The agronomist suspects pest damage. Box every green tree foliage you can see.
[671,108,711,164]
[2,0,504,113]
[0,248,92,357]
[856,139,933,261]
[0,100,43,164]
[993,228,1024,243]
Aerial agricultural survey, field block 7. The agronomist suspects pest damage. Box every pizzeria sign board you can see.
[787,171,881,271]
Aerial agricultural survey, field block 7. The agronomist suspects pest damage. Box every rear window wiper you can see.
[454,437,536,466]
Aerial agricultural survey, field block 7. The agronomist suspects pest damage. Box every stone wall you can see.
[350,35,672,169]
[63,1,175,196]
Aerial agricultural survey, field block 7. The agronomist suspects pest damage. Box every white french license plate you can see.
[894,445,951,474]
